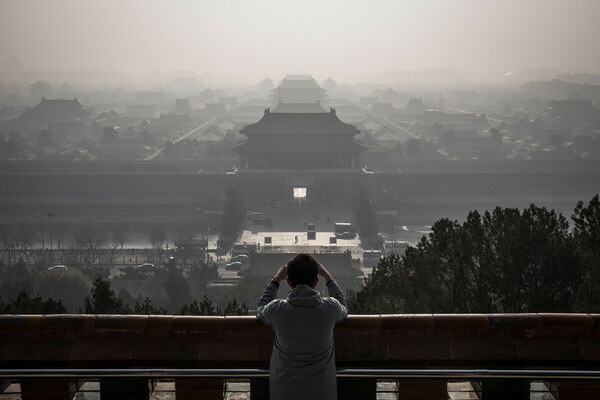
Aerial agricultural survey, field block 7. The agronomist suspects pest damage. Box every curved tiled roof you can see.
[272,101,328,113]
[233,138,367,153]
[23,98,91,116]
[240,110,360,136]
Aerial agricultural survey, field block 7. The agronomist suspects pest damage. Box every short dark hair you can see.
[287,253,319,286]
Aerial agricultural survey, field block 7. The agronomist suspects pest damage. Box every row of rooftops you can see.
[12,94,596,128]
[2,158,600,174]
[3,74,597,165]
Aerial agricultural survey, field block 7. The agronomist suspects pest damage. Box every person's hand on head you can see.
[273,265,288,282]
[318,263,333,282]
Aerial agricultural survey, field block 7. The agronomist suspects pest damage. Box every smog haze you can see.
[1,0,600,84]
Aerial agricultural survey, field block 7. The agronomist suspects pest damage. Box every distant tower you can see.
[271,75,325,104]
[234,108,366,171]
[29,81,52,104]
[322,78,338,94]
[259,78,275,92]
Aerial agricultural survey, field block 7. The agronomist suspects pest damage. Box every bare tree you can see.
[53,225,68,251]
[0,226,16,265]
[66,223,109,268]
[14,223,36,262]
[111,225,128,264]
[150,226,166,263]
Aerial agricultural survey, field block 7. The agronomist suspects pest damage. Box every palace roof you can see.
[240,109,360,137]
[233,138,367,153]
[276,75,321,90]
[21,97,91,120]
[272,101,327,113]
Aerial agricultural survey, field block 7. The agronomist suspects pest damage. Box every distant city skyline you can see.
[1,0,600,84]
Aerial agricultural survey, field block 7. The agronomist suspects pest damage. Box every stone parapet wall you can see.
[1,314,599,370]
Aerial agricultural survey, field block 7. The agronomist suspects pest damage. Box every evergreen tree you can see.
[350,204,582,314]
[83,276,125,314]
[180,295,219,316]
[161,264,192,311]
[223,298,249,315]
[0,291,66,314]
[347,254,406,314]
[37,268,91,313]
[0,257,33,300]
[572,194,600,311]
[133,297,167,315]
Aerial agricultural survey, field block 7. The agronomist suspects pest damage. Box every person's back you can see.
[256,254,348,400]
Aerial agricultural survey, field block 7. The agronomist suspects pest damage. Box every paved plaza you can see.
[238,203,361,249]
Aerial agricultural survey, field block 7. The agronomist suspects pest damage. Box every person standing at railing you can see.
[256,253,348,400]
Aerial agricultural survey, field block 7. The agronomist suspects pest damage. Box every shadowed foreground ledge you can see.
[1,314,600,399]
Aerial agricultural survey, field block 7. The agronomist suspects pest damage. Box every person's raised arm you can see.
[256,265,287,325]
[319,264,348,322]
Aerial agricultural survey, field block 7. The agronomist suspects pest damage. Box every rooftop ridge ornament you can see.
[264,107,271,114]
[330,107,336,114]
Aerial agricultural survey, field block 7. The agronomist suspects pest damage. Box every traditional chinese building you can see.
[272,100,327,113]
[271,75,325,104]
[2,97,91,133]
[234,108,367,171]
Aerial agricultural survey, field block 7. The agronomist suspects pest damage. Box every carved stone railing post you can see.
[250,377,270,400]
[20,378,72,400]
[175,378,224,400]
[337,378,377,400]
[99,378,149,400]
[559,380,600,400]
[480,379,529,399]
[1,379,12,395]
[396,379,447,400]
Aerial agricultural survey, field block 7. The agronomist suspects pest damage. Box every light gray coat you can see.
[256,280,348,400]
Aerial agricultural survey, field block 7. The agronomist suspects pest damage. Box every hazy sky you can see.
[1,0,599,83]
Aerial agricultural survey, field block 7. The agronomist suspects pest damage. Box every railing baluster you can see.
[250,377,270,400]
[559,380,600,400]
[99,378,150,400]
[20,378,72,400]
[175,378,224,400]
[1,379,11,393]
[480,379,530,400]
[337,378,377,400]
[396,378,447,400]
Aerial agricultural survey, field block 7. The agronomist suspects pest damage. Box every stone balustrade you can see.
[1,313,600,399]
